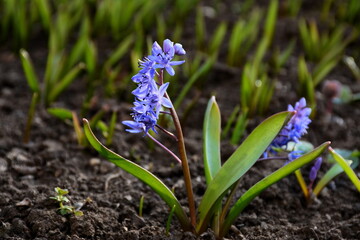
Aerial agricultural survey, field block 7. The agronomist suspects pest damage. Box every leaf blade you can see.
[83,119,191,230]
[197,111,294,233]
[329,147,360,192]
[203,96,221,185]
[20,49,40,93]
[220,141,331,237]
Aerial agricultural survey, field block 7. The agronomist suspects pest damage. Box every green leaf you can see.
[55,187,69,196]
[67,35,88,71]
[106,111,117,146]
[47,108,73,120]
[197,111,294,233]
[264,0,278,43]
[104,35,134,70]
[195,6,206,50]
[230,110,248,145]
[222,105,240,139]
[74,210,84,217]
[34,0,51,30]
[209,22,227,57]
[48,63,85,104]
[19,49,40,93]
[82,119,191,230]
[219,141,330,237]
[313,159,358,197]
[203,96,221,185]
[85,40,97,76]
[174,58,214,108]
[328,147,360,192]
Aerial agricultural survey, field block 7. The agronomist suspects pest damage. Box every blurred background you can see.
[0,0,359,145]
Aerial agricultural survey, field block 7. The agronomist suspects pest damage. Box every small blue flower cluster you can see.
[309,157,322,182]
[265,98,312,161]
[272,98,311,148]
[122,39,186,134]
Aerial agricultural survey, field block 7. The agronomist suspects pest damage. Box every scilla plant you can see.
[83,39,330,238]
[261,98,360,203]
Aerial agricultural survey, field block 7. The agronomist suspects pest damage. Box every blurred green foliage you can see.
[1,0,359,144]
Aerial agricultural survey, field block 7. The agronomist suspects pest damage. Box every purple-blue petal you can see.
[165,66,175,76]
[170,60,185,66]
[174,43,186,55]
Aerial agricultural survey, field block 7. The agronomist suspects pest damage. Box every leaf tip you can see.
[210,95,216,103]
[82,118,89,124]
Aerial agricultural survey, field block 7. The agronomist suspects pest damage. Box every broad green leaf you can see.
[328,147,360,192]
[47,107,73,120]
[203,96,221,185]
[20,49,40,93]
[197,111,294,233]
[219,142,330,237]
[83,119,191,230]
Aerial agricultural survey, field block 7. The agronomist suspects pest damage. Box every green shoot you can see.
[139,195,144,217]
[50,187,84,217]
[23,92,39,143]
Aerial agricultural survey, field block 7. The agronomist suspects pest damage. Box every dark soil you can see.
[1,2,360,240]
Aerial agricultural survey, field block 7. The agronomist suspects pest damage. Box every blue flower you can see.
[272,98,311,148]
[263,98,312,159]
[143,82,172,117]
[286,98,312,143]
[122,120,146,134]
[149,39,185,76]
[123,39,185,134]
[309,157,322,182]
[288,150,304,162]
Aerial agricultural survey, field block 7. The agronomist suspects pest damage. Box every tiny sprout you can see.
[50,187,88,217]
[138,195,145,217]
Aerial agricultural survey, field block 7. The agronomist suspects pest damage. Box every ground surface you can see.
[1,1,360,240]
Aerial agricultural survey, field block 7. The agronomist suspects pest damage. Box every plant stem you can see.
[156,124,178,141]
[159,70,196,229]
[295,169,309,200]
[147,133,181,163]
[23,92,39,143]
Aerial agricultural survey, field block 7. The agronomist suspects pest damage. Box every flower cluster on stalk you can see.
[122,39,185,134]
[264,98,312,161]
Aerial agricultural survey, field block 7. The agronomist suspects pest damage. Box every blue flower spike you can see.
[309,157,323,182]
[122,39,185,134]
[266,97,312,158]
